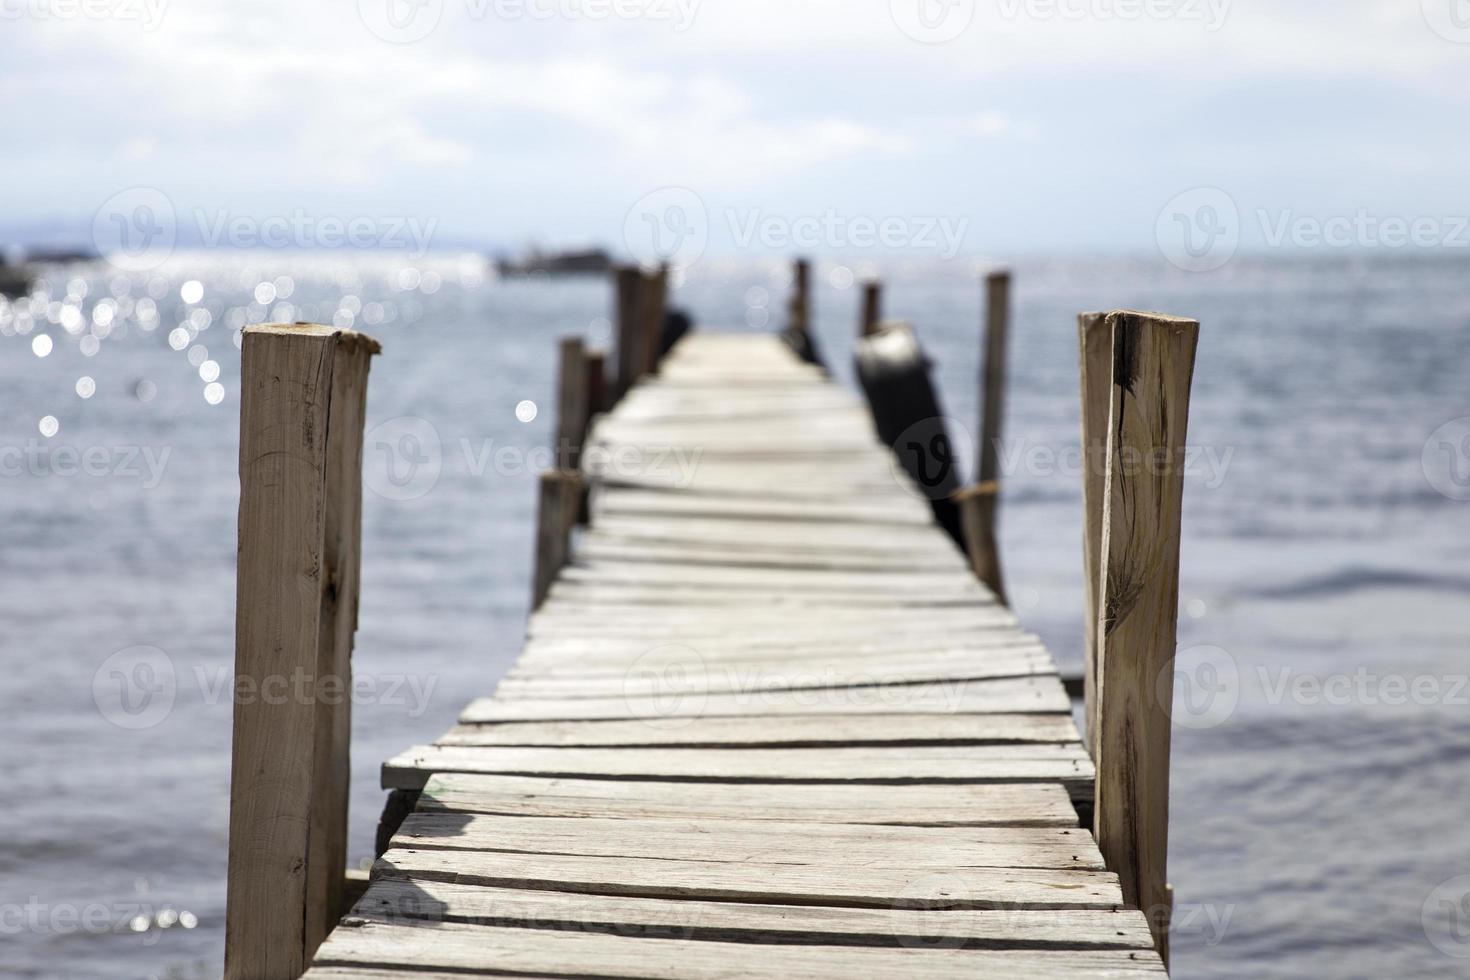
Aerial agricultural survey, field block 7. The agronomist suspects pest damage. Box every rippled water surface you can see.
[3,253,1468,979]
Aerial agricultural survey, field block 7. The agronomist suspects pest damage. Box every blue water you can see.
[3,253,1468,979]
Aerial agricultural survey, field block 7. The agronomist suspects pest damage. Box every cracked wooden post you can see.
[860,280,881,337]
[225,323,380,980]
[1078,311,1109,756]
[533,469,581,609]
[1091,310,1199,966]
[555,337,588,472]
[612,264,643,403]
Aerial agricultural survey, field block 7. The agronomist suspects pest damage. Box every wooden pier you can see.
[224,272,1197,978]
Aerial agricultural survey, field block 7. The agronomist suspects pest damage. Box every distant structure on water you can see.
[495,247,612,277]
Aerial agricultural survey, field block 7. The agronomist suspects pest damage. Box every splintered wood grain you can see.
[1091,311,1198,960]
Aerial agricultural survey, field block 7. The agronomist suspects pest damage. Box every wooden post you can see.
[977,270,1010,486]
[584,349,608,422]
[1077,311,1109,756]
[225,323,380,980]
[555,337,588,472]
[639,265,669,376]
[954,270,1011,602]
[953,482,1006,604]
[860,280,882,337]
[532,469,580,608]
[1091,310,1199,965]
[789,258,810,335]
[612,265,643,403]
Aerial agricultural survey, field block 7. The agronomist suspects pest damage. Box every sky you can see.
[2,0,1467,261]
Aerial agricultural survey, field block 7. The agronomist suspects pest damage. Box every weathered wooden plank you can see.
[461,674,1071,723]
[361,881,1153,949]
[392,812,1106,869]
[381,743,1093,791]
[439,713,1078,747]
[308,918,1167,978]
[352,879,1157,949]
[376,847,1125,909]
[497,653,1055,700]
[417,774,1083,827]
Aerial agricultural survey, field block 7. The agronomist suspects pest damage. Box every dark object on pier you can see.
[496,248,612,277]
[780,322,824,367]
[660,309,691,360]
[855,323,964,548]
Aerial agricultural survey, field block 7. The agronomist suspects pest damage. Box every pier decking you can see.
[304,332,1165,977]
